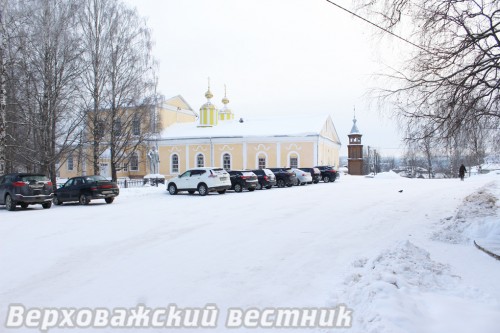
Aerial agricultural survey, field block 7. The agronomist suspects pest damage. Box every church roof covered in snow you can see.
[159,114,341,144]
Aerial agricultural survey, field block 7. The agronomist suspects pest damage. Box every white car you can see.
[167,167,231,196]
[291,168,313,185]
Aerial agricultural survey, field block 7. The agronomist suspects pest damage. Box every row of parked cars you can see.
[0,166,338,210]
[0,173,120,211]
[166,166,338,196]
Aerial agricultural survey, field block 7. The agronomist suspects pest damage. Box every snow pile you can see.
[432,182,499,244]
[375,171,401,179]
[336,241,458,333]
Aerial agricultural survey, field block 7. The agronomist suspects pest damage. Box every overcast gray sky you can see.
[124,0,409,157]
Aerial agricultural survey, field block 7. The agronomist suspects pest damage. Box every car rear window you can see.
[264,169,274,176]
[211,168,227,175]
[242,172,255,177]
[20,175,49,182]
[85,175,108,182]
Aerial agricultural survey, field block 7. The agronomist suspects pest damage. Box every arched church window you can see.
[171,154,179,173]
[196,154,204,167]
[223,153,231,170]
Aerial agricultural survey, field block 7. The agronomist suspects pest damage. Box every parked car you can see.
[228,170,258,192]
[268,168,296,188]
[290,168,313,185]
[251,169,277,189]
[315,165,338,183]
[300,167,321,184]
[167,167,231,196]
[0,173,53,211]
[53,175,119,205]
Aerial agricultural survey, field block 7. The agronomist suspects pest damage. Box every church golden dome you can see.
[199,79,218,127]
[205,88,213,100]
[219,85,234,121]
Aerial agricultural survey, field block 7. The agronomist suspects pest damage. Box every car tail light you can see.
[46,181,53,187]
[100,184,113,189]
[90,186,98,191]
[302,173,306,176]
[208,170,217,178]
[263,176,268,181]
[13,181,26,187]
[241,176,248,180]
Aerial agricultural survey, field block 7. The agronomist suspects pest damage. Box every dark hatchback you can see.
[251,168,277,189]
[300,167,322,184]
[54,175,119,205]
[315,166,338,183]
[268,168,296,188]
[228,170,258,192]
[0,173,53,211]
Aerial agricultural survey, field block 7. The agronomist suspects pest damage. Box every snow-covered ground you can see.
[1,172,499,333]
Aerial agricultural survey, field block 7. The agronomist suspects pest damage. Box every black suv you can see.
[54,175,120,205]
[300,167,321,184]
[251,169,277,189]
[228,170,258,192]
[0,173,54,211]
[268,168,296,188]
[315,166,338,183]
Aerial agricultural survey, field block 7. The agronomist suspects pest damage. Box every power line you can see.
[324,0,430,54]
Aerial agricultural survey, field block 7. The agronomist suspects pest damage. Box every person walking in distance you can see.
[459,164,466,181]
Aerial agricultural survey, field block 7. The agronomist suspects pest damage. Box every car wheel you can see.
[256,182,262,190]
[265,185,272,189]
[168,183,178,195]
[331,176,336,182]
[313,180,319,184]
[286,184,293,187]
[198,183,208,196]
[42,202,52,209]
[323,175,330,183]
[5,194,16,211]
[277,179,285,188]
[248,187,255,192]
[234,183,243,192]
[217,189,226,194]
[188,190,195,194]
[53,196,63,205]
[79,193,90,205]
[20,202,29,209]
[105,197,114,204]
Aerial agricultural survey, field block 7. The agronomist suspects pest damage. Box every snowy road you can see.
[1,173,499,332]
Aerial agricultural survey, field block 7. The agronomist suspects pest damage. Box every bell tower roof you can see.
[350,117,361,135]
[349,108,362,135]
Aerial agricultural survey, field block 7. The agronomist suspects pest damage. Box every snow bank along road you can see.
[1,173,499,333]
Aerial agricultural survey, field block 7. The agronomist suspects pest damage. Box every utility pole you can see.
[0,0,7,174]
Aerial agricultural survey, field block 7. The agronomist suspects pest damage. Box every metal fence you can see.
[116,178,165,188]
[116,179,145,188]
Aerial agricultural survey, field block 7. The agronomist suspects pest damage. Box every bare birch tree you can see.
[0,0,6,174]
[4,0,84,183]
[79,0,116,175]
[105,3,156,181]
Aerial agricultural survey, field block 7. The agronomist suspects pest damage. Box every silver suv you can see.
[167,167,231,196]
